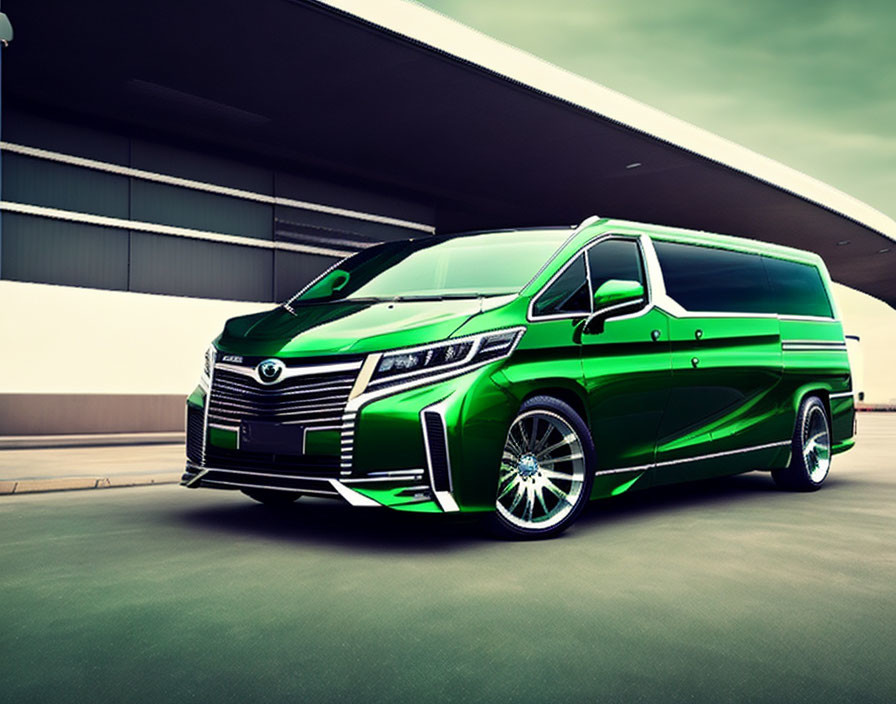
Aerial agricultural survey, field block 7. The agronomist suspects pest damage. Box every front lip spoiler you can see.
[181,462,431,508]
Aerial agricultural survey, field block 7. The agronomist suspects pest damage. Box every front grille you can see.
[186,404,204,464]
[207,362,359,432]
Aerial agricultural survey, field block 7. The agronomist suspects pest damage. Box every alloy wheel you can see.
[803,403,831,483]
[496,409,588,530]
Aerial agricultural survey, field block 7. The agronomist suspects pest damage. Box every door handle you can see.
[691,357,700,368]
[651,329,662,341]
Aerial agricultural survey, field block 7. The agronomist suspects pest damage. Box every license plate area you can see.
[239,420,305,454]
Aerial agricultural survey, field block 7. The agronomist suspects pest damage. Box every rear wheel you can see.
[490,395,595,539]
[241,488,302,505]
[773,395,831,491]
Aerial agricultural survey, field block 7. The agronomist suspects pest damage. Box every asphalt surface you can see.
[1,415,894,703]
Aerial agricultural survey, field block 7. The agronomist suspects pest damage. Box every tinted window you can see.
[763,256,833,318]
[587,239,645,293]
[533,253,590,316]
[654,240,771,313]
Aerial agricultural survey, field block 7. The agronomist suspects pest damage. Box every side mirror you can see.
[581,279,645,335]
[302,269,350,300]
[593,279,644,310]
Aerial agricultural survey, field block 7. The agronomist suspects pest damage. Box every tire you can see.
[241,488,302,506]
[489,395,596,539]
[772,395,832,491]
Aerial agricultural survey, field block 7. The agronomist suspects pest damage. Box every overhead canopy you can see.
[4,0,894,306]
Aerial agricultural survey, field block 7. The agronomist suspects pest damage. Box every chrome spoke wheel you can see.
[803,404,831,483]
[496,409,587,531]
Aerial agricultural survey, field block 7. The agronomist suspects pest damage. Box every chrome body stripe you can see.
[829,391,854,399]
[596,440,791,476]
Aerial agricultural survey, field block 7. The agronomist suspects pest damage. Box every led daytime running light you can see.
[372,328,524,385]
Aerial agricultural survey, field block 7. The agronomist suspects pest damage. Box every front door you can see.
[579,237,672,473]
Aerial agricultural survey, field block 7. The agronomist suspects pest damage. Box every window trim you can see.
[527,234,651,322]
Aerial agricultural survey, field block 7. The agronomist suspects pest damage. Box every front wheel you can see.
[772,395,832,491]
[490,395,595,539]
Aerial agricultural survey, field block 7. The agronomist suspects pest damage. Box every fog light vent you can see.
[422,411,452,492]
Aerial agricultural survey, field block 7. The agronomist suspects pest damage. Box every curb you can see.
[0,433,185,450]
[0,473,181,495]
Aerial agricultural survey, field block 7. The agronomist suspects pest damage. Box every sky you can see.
[417,0,896,403]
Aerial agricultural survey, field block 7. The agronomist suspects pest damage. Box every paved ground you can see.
[1,415,894,703]
[0,443,182,493]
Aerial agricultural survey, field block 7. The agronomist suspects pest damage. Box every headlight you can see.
[369,327,525,388]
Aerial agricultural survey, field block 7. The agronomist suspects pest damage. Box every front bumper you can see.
[183,358,516,513]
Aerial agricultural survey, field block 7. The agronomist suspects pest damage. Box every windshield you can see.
[288,229,571,305]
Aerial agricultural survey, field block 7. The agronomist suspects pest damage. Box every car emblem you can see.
[257,358,285,384]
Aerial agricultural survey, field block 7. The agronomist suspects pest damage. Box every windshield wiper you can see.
[287,296,391,308]
[391,293,500,302]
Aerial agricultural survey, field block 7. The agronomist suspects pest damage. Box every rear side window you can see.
[587,239,645,293]
[762,256,833,318]
[654,240,770,313]
[533,253,590,316]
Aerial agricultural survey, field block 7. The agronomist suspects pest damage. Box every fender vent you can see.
[423,411,452,492]
[186,404,204,464]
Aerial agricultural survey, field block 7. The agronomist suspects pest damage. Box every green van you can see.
[183,216,855,538]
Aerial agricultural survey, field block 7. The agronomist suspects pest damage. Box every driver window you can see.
[587,239,646,293]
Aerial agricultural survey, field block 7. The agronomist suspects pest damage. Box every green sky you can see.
[418,0,895,219]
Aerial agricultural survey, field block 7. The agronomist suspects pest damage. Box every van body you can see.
[183,217,855,537]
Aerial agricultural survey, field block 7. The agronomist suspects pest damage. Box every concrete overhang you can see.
[3,0,894,306]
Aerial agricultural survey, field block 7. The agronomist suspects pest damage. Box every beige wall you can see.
[0,280,267,395]
[832,283,896,404]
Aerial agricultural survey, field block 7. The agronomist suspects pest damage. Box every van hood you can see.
[216,297,513,358]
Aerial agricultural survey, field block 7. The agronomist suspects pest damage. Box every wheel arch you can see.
[519,384,590,430]
[793,385,832,427]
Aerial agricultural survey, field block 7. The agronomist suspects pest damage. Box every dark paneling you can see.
[275,172,433,226]
[129,231,272,301]
[130,179,272,240]
[274,203,420,244]
[131,139,273,194]
[3,153,129,218]
[3,107,130,165]
[273,249,339,302]
[1,213,129,290]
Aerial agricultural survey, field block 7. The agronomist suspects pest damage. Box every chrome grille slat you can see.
[209,398,348,413]
[208,362,358,432]
[215,393,348,409]
[212,379,355,396]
